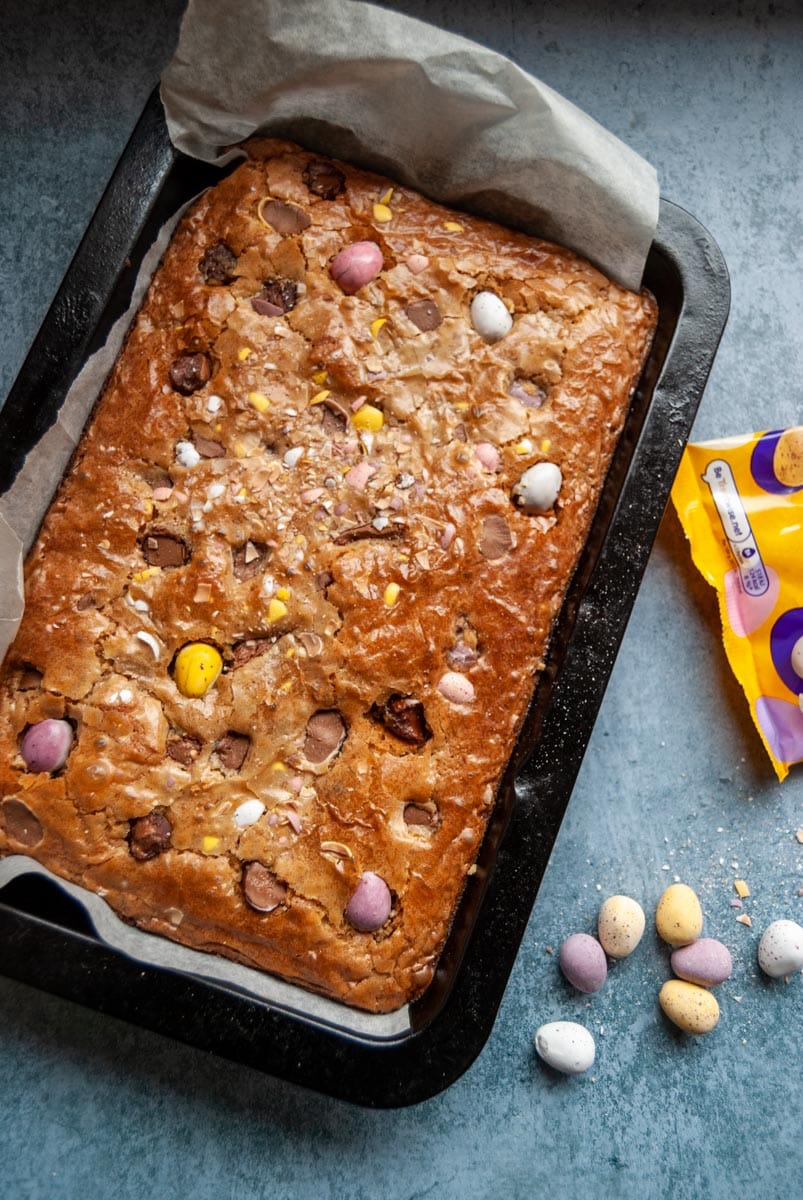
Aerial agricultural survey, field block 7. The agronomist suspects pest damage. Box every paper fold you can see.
[161,0,658,290]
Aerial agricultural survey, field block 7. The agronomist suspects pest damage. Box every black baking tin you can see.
[0,90,730,1106]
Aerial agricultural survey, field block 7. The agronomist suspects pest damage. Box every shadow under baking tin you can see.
[0,90,730,1106]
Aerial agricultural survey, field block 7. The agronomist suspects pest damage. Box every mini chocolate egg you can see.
[558,933,607,993]
[659,980,720,1034]
[345,872,392,932]
[470,291,513,342]
[20,719,73,774]
[655,883,703,947]
[534,1021,595,1075]
[671,938,733,987]
[598,895,645,959]
[512,462,562,514]
[757,919,803,978]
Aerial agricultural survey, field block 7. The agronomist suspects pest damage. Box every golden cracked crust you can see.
[0,140,657,1012]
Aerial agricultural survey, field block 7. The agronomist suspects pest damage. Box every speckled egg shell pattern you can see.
[0,141,657,1012]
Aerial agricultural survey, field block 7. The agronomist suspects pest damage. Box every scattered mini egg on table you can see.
[659,980,720,1035]
[670,938,733,987]
[598,894,645,958]
[534,1021,596,1076]
[558,933,607,993]
[757,919,803,979]
[655,882,703,947]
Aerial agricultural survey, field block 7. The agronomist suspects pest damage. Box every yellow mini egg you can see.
[173,643,223,698]
[659,980,720,1034]
[598,895,646,959]
[655,883,703,947]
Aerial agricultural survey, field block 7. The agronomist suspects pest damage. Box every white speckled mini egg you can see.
[469,291,513,342]
[757,919,803,978]
[598,895,646,959]
[534,1021,595,1075]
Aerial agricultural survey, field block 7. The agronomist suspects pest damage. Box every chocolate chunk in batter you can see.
[321,405,346,436]
[405,299,442,332]
[303,159,346,200]
[403,803,436,827]
[371,695,432,746]
[129,809,172,861]
[333,522,406,545]
[193,435,225,459]
[166,733,202,766]
[169,352,212,396]
[230,637,272,668]
[315,570,334,594]
[17,665,43,690]
[251,278,298,317]
[141,528,189,569]
[262,200,311,236]
[76,593,96,611]
[479,514,513,560]
[198,240,237,285]
[232,540,269,581]
[304,710,347,764]
[216,732,251,771]
[243,863,288,913]
[1,797,44,847]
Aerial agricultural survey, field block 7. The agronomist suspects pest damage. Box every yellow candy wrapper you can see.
[672,427,803,780]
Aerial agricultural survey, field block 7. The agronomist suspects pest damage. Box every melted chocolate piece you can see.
[405,299,442,332]
[230,638,272,668]
[509,378,548,408]
[198,240,237,285]
[303,158,346,200]
[251,278,298,317]
[129,810,172,861]
[1,797,44,847]
[371,695,432,746]
[403,803,436,827]
[166,733,202,766]
[216,732,250,771]
[232,541,269,581]
[479,514,513,560]
[304,710,347,764]
[76,594,96,611]
[193,435,225,459]
[315,570,334,594]
[446,641,479,669]
[141,528,189,569]
[333,522,406,545]
[17,665,43,690]
[169,352,212,396]
[243,862,288,913]
[262,200,311,236]
[321,406,346,436]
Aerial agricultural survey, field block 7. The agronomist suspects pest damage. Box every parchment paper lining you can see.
[0,0,658,1028]
[0,856,409,1036]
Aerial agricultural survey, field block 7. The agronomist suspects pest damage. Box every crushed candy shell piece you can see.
[736,914,753,926]
[370,317,387,339]
[475,442,500,472]
[238,347,251,361]
[734,879,750,898]
[312,370,328,385]
[384,582,400,607]
[202,836,220,853]
[249,391,270,413]
[443,221,464,232]
[352,404,384,432]
[310,389,330,404]
[372,203,393,223]
[267,598,288,622]
[136,631,161,659]
[175,441,201,469]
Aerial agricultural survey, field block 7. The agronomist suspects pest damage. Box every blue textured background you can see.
[1,3,801,1197]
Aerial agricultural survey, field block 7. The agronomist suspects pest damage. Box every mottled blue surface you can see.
[1,3,801,1197]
